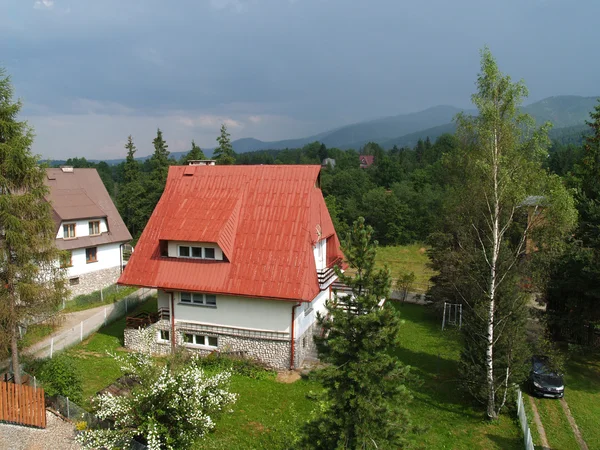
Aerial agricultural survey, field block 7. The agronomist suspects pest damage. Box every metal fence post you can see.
[50,338,54,358]
[100,287,103,302]
[125,297,128,313]
[104,307,107,326]
[80,321,83,342]
[67,396,70,419]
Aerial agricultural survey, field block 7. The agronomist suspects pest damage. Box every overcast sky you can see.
[1,0,598,160]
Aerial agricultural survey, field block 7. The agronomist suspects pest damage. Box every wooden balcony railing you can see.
[125,308,169,329]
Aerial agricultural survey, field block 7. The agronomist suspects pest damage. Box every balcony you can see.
[125,307,170,329]
[317,265,338,288]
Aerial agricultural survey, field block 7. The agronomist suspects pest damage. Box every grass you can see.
[63,296,158,408]
[47,298,522,448]
[531,396,578,450]
[563,350,600,449]
[20,322,59,349]
[62,284,138,313]
[375,244,437,292]
[391,303,521,449]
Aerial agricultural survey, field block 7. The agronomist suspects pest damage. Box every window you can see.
[69,277,80,286]
[158,330,170,342]
[86,247,98,263]
[179,292,217,307]
[60,251,72,268]
[183,333,218,348]
[304,301,314,316]
[178,245,216,260]
[63,223,76,239]
[159,240,168,257]
[89,220,100,236]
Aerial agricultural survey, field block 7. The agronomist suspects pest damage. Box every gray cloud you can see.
[0,0,598,159]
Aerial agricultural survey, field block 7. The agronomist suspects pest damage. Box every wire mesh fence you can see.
[47,394,148,450]
[516,389,535,450]
[60,284,138,312]
[29,288,155,360]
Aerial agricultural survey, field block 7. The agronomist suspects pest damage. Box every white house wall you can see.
[313,238,327,271]
[167,241,224,260]
[67,242,122,277]
[55,218,108,240]
[167,291,293,333]
[295,288,330,338]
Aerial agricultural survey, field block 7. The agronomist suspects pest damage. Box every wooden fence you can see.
[0,381,46,428]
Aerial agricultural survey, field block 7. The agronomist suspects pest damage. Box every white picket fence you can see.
[30,288,155,359]
[516,389,535,450]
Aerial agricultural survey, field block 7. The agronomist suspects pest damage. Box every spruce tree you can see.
[301,217,411,449]
[141,129,171,229]
[179,140,206,165]
[213,124,235,165]
[116,136,145,238]
[0,69,67,383]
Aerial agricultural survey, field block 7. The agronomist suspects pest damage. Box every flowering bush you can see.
[76,351,237,450]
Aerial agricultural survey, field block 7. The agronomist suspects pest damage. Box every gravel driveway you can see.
[0,411,81,450]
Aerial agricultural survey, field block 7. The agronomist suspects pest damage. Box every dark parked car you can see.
[529,355,564,398]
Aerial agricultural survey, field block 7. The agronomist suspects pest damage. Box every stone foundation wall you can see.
[68,266,121,298]
[124,320,293,370]
[293,322,320,368]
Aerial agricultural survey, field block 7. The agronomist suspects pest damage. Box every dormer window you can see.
[89,220,100,236]
[178,245,217,260]
[63,223,76,239]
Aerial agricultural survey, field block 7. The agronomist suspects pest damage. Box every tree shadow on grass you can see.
[486,433,523,450]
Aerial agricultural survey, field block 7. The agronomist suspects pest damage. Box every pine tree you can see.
[0,69,67,383]
[116,136,145,238]
[213,124,235,165]
[300,217,411,449]
[179,140,206,165]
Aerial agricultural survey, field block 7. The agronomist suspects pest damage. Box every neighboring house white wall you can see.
[55,218,108,240]
[295,288,330,338]
[167,291,293,333]
[167,241,224,260]
[313,238,327,270]
[67,242,122,277]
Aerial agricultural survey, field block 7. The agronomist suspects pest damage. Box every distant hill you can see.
[48,95,598,166]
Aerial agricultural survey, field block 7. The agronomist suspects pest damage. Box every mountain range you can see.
[60,95,597,165]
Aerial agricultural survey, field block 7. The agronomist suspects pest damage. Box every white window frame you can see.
[157,330,170,342]
[178,245,217,260]
[304,300,314,316]
[179,292,217,307]
[183,333,218,348]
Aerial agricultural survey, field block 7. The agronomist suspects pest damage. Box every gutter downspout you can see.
[290,302,302,370]
[170,292,176,354]
[119,243,124,274]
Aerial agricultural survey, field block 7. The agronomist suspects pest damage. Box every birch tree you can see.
[430,49,576,419]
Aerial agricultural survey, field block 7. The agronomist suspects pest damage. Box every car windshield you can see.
[533,358,557,375]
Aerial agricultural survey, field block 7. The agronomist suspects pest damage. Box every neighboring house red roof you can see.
[119,165,344,302]
[45,168,132,250]
[359,155,374,168]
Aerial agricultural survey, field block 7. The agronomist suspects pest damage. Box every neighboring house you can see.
[321,158,336,169]
[45,167,132,297]
[522,195,546,254]
[359,155,374,169]
[119,164,345,369]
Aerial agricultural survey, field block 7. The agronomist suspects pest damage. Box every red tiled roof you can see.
[359,155,375,168]
[119,165,344,302]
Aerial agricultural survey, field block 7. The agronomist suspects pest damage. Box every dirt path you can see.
[560,397,589,450]
[528,395,550,450]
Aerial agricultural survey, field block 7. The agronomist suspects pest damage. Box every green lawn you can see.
[532,396,578,450]
[564,351,600,449]
[49,298,523,448]
[62,285,138,314]
[391,303,521,449]
[375,244,437,292]
[20,322,58,349]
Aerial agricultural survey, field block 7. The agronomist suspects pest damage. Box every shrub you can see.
[37,355,83,403]
[77,351,237,450]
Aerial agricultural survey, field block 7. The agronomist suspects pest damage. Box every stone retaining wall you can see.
[68,266,121,298]
[293,322,320,368]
